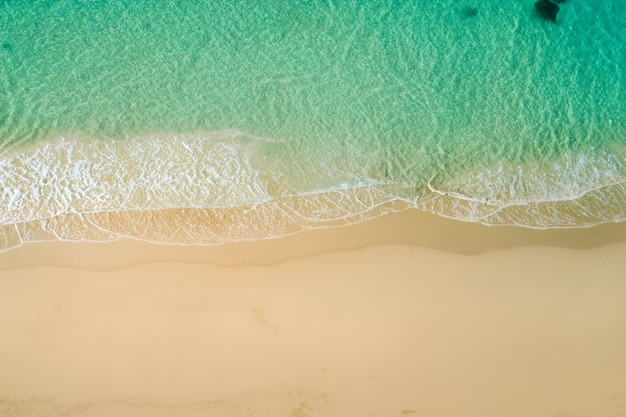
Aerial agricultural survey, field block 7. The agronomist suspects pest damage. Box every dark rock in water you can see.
[552,0,568,3]
[461,5,478,18]
[1,42,11,52]
[534,0,559,22]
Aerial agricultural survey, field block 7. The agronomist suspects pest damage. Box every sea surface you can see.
[1,0,625,251]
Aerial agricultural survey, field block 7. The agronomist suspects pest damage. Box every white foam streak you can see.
[421,150,626,228]
[1,133,626,253]
[0,132,276,226]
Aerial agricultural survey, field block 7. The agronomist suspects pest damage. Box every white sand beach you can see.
[1,210,626,417]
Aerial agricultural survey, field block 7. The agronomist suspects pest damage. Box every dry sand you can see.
[1,209,626,417]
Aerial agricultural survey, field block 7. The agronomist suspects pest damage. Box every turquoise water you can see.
[1,0,625,250]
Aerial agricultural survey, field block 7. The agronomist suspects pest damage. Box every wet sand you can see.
[1,209,626,417]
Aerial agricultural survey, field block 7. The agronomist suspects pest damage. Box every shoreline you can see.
[2,208,626,270]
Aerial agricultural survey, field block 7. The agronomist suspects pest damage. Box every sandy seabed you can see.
[1,209,626,417]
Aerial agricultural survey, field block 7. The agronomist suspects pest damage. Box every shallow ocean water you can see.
[1,0,625,251]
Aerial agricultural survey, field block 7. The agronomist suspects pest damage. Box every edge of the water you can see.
[2,208,625,271]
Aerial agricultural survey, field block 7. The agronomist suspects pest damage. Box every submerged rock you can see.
[461,5,478,18]
[534,0,560,22]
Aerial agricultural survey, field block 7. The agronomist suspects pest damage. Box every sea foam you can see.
[1,133,625,252]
